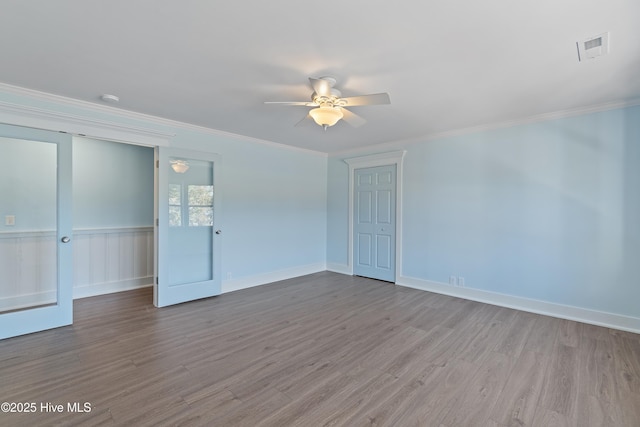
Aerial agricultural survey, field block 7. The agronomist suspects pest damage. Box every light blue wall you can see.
[175,130,328,278]
[0,137,57,231]
[73,137,154,228]
[0,88,328,284]
[326,156,349,265]
[1,135,154,231]
[328,105,640,318]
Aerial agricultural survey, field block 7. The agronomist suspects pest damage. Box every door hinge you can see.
[156,218,159,226]
[156,277,158,285]
[156,160,159,168]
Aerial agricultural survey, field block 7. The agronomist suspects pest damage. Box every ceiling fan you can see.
[265,77,391,130]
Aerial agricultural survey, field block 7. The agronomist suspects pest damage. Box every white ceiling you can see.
[1,1,639,153]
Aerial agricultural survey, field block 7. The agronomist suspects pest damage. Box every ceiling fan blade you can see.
[294,114,315,127]
[309,78,332,97]
[264,101,316,106]
[340,93,391,106]
[340,108,367,128]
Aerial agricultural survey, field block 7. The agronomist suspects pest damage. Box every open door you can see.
[0,124,73,339]
[155,148,221,307]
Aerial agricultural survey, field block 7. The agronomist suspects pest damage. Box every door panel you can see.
[376,235,392,269]
[357,233,372,266]
[377,189,392,223]
[358,191,372,223]
[353,165,396,282]
[0,124,73,339]
[156,148,221,307]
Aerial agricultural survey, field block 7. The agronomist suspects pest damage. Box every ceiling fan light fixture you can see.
[309,106,343,129]
[170,159,190,173]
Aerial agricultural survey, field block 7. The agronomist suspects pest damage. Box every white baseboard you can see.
[73,277,153,299]
[326,262,351,275]
[0,291,56,312]
[396,275,640,334]
[0,278,153,311]
[222,262,326,294]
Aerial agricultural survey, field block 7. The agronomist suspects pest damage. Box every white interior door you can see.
[155,148,221,307]
[0,124,73,339]
[353,165,396,282]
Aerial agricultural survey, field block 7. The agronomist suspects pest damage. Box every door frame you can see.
[344,150,406,283]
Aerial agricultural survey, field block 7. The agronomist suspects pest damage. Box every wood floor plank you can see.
[577,336,617,404]
[539,343,579,417]
[488,350,547,427]
[493,310,537,358]
[384,359,475,426]
[0,271,638,426]
[557,319,583,348]
[438,351,514,427]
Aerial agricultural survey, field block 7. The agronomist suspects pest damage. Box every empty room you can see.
[1,1,639,426]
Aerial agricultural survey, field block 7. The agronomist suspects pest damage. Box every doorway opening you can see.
[71,136,155,301]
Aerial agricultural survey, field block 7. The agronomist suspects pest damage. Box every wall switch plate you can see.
[5,215,15,226]
[458,277,465,287]
[449,276,457,286]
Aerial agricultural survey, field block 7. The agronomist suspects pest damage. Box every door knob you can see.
[61,236,71,243]
[215,230,222,235]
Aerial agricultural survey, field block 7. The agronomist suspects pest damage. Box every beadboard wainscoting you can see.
[0,227,154,311]
[73,227,154,298]
[0,230,57,311]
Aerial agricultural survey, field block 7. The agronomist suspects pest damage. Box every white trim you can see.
[222,262,326,294]
[0,82,327,157]
[0,226,152,238]
[397,275,640,334]
[0,279,152,311]
[73,226,153,235]
[2,82,637,157]
[0,291,56,313]
[344,151,406,281]
[330,97,640,157]
[74,278,152,299]
[0,100,174,147]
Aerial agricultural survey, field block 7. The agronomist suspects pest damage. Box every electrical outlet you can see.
[449,276,457,286]
[458,277,465,287]
[5,215,15,226]
[226,272,233,280]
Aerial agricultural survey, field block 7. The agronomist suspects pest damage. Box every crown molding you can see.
[0,100,175,146]
[329,97,640,157]
[0,82,327,156]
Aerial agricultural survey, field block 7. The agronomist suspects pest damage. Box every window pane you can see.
[189,207,213,226]
[169,184,182,205]
[169,206,182,227]
[188,185,213,206]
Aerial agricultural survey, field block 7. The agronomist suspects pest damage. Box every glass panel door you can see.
[155,148,221,307]
[0,124,73,339]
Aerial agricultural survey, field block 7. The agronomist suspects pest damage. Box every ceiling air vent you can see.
[577,32,609,61]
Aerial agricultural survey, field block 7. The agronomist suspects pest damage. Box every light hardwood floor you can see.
[1,272,639,426]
